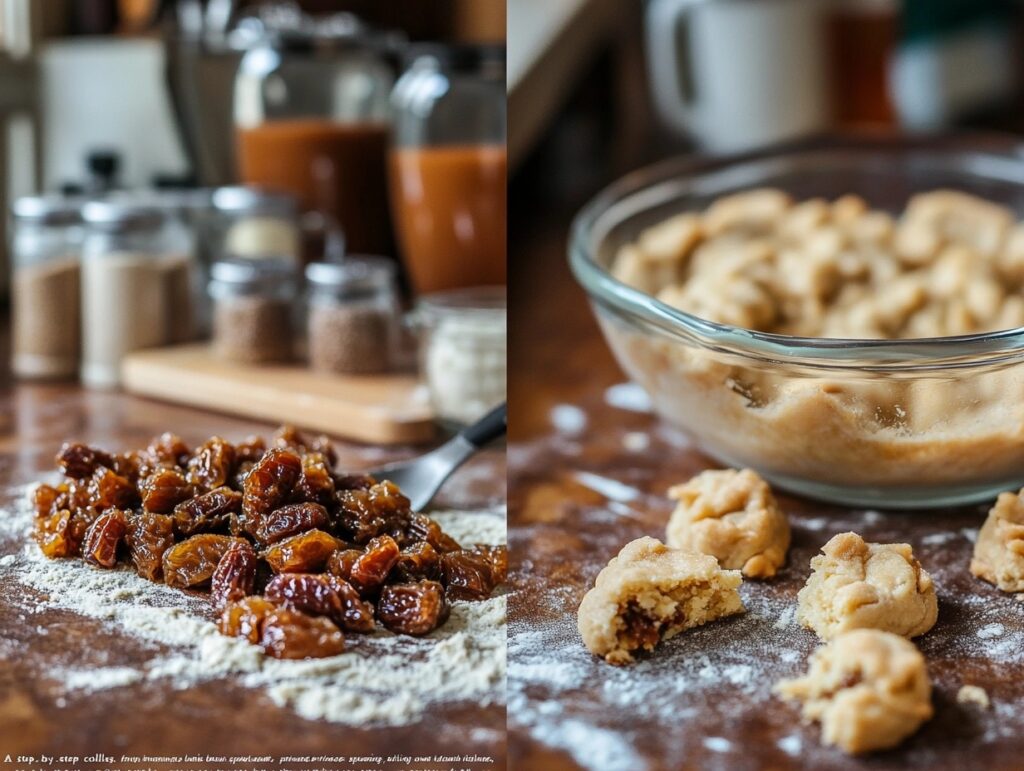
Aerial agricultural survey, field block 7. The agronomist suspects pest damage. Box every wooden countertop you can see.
[506,207,1024,770]
[0,378,506,765]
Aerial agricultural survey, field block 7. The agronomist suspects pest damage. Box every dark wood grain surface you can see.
[0,378,506,765]
[506,210,1024,771]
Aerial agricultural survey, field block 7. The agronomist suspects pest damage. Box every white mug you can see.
[645,0,830,152]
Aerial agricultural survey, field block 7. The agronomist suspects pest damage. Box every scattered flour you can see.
[604,382,653,413]
[1,491,506,727]
[550,404,588,435]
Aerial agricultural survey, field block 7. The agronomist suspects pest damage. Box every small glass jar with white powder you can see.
[417,287,506,426]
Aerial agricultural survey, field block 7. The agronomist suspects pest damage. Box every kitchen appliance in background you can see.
[390,44,507,295]
[644,0,830,152]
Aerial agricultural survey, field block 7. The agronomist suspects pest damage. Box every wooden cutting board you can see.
[122,344,436,445]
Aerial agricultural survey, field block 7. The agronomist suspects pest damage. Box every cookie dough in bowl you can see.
[569,137,1024,507]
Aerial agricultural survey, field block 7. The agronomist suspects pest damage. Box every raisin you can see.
[235,436,267,464]
[273,425,306,451]
[125,512,175,581]
[471,544,508,585]
[162,534,246,588]
[219,596,278,644]
[32,484,59,519]
[56,442,114,479]
[240,449,302,539]
[233,461,254,490]
[146,432,190,467]
[308,434,338,468]
[174,486,241,536]
[265,573,375,633]
[260,606,345,659]
[335,481,411,545]
[406,513,462,553]
[439,549,497,600]
[290,454,335,506]
[87,466,139,510]
[260,502,330,544]
[326,548,361,582]
[211,540,257,610]
[333,473,376,491]
[140,469,193,513]
[349,535,400,594]
[110,451,143,483]
[81,509,127,568]
[187,437,236,491]
[35,509,76,558]
[393,541,441,582]
[377,581,449,636]
[67,507,102,549]
[261,529,340,574]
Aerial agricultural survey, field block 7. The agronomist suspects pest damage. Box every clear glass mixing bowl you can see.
[569,135,1024,508]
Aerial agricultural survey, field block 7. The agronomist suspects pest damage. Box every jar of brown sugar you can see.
[209,258,298,364]
[305,257,400,375]
[10,196,84,379]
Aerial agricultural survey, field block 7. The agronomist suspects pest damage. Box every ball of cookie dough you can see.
[577,536,744,665]
[775,629,933,754]
[666,468,790,578]
[797,531,937,640]
[970,489,1024,592]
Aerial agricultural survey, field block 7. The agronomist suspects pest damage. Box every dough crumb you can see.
[775,629,933,754]
[957,684,991,709]
[797,531,937,640]
[666,468,790,578]
[577,536,744,665]
[971,489,1024,592]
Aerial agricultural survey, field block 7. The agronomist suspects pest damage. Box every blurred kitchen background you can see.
[508,0,1024,436]
[2,0,506,437]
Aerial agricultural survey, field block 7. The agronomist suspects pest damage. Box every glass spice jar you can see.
[305,257,400,375]
[209,257,298,364]
[417,286,506,426]
[80,201,196,388]
[10,196,84,379]
[208,186,301,263]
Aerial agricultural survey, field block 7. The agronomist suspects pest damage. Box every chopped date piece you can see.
[260,502,330,544]
[81,509,128,568]
[265,573,375,633]
[376,581,449,636]
[35,509,76,558]
[335,481,411,545]
[88,466,140,510]
[162,534,246,588]
[407,513,462,553]
[140,469,193,513]
[393,541,441,582]
[326,548,361,582]
[440,549,498,601]
[259,606,345,659]
[174,487,241,536]
[219,596,278,644]
[187,437,236,491]
[234,436,267,464]
[126,512,176,581]
[211,540,257,610]
[290,454,335,506]
[349,535,400,595]
[471,544,508,585]
[261,529,341,574]
[32,484,59,519]
[240,449,302,539]
[56,442,114,479]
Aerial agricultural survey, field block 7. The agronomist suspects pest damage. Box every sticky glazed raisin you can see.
[273,425,305,451]
[67,507,102,550]
[32,484,59,519]
[377,581,449,636]
[308,434,338,468]
[240,448,302,539]
[126,512,175,581]
[333,473,376,492]
[146,432,190,468]
[162,534,246,588]
[56,442,114,479]
[349,535,400,595]
[219,596,278,644]
[174,487,241,536]
[326,548,361,583]
[81,509,128,568]
[265,573,375,633]
[211,540,257,610]
[235,436,267,464]
[290,454,335,506]
[406,513,462,553]
[393,542,441,582]
[471,544,508,585]
[439,550,497,601]
[260,502,330,544]
[187,437,236,491]
[260,606,345,659]
[140,469,193,513]
[262,529,341,574]
[87,466,139,510]
[35,509,76,558]
[335,481,411,545]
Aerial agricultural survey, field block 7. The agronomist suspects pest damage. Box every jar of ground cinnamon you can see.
[10,196,84,379]
[209,257,298,364]
[305,257,400,375]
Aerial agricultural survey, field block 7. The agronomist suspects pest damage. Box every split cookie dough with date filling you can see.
[775,629,933,755]
[577,536,744,665]
[797,532,937,640]
[971,487,1024,592]
[666,468,790,578]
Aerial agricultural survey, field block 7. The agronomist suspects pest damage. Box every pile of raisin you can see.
[32,425,506,659]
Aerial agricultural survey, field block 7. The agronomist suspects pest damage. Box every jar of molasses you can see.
[305,257,400,375]
[390,44,507,294]
[210,257,298,364]
[233,12,400,257]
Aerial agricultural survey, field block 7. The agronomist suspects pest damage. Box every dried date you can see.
[439,549,497,601]
[290,454,335,506]
[32,484,59,519]
[235,436,267,464]
[240,449,302,539]
[219,596,278,644]
[56,442,114,479]
[88,466,139,510]
[261,529,341,574]
[81,509,127,568]
[259,607,345,659]
[260,502,329,544]
[406,513,462,553]
[187,437,236,491]
[211,540,257,610]
[376,581,449,636]
[392,541,441,582]
[471,544,508,585]
[162,534,246,588]
[265,573,374,633]
[126,511,176,581]
[335,481,411,545]
[174,487,241,536]
[35,509,76,558]
[326,548,361,583]
[140,469,193,513]
[348,535,400,595]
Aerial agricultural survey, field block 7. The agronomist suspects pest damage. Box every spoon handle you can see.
[461,402,507,449]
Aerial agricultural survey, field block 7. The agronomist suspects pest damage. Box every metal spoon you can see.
[368,402,507,511]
